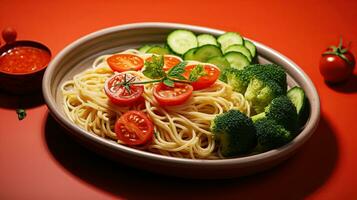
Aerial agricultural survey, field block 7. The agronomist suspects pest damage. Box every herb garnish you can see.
[118,55,205,91]
[189,64,206,82]
[16,109,27,120]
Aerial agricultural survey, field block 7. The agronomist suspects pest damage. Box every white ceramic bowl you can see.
[42,22,320,178]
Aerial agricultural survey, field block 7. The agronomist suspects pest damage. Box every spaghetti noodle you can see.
[61,50,250,159]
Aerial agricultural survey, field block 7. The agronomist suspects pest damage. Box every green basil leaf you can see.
[162,78,175,87]
[16,109,27,120]
[167,61,187,79]
[189,64,206,82]
[142,55,166,79]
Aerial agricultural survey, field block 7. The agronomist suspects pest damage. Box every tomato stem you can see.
[323,38,353,65]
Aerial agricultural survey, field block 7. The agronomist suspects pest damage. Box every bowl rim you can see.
[0,40,52,75]
[43,22,320,167]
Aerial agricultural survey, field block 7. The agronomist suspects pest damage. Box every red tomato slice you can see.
[104,73,143,106]
[115,111,154,145]
[146,55,181,71]
[107,54,144,72]
[153,83,193,106]
[183,64,220,90]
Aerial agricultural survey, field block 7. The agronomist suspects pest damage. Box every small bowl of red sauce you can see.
[0,28,51,94]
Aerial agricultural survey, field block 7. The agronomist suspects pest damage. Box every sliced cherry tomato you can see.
[104,73,143,106]
[153,83,193,106]
[115,111,154,145]
[146,55,181,71]
[107,54,144,72]
[183,64,220,90]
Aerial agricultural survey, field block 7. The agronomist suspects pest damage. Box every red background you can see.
[1,0,357,199]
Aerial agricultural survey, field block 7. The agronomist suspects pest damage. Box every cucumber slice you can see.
[217,32,244,52]
[287,86,306,116]
[244,40,257,58]
[183,48,197,61]
[167,30,198,55]
[287,86,309,127]
[224,44,252,62]
[193,44,222,62]
[207,56,231,81]
[138,45,152,53]
[224,52,250,70]
[207,56,230,71]
[146,46,171,55]
[197,34,218,47]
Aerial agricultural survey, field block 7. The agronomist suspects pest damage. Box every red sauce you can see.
[0,46,51,74]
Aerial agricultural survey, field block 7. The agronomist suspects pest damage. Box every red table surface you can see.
[1,0,357,199]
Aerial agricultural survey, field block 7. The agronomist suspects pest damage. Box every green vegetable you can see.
[138,44,153,53]
[251,96,300,151]
[266,96,298,132]
[206,56,230,74]
[191,44,222,62]
[146,46,171,55]
[287,86,309,127]
[183,48,197,61]
[142,55,166,79]
[217,32,244,52]
[225,68,250,94]
[255,118,294,151]
[197,34,218,47]
[244,76,284,114]
[224,44,252,62]
[251,111,265,123]
[251,96,298,132]
[167,61,187,80]
[224,51,250,70]
[211,110,257,157]
[244,64,287,92]
[188,64,206,82]
[167,30,198,55]
[16,109,26,120]
[244,39,257,58]
[127,56,205,89]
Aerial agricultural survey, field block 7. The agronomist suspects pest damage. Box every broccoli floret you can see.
[211,110,257,157]
[251,111,266,122]
[255,118,294,150]
[266,96,298,132]
[244,76,284,114]
[244,64,287,92]
[223,68,250,94]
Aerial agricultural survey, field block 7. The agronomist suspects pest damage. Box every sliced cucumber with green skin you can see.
[193,44,222,62]
[197,34,218,47]
[224,44,252,62]
[244,40,257,58]
[207,56,231,81]
[146,46,171,55]
[167,30,198,55]
[287,86,310,127]
[183,48,198,61]
[287,86,307,116]
[138,45,153,53]
[224,52,250,70]
[217,32,244,52]
[207,56,230,71]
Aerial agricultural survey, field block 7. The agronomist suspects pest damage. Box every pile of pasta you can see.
[61,50,250,159]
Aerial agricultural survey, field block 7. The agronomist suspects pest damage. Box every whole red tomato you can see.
[319,39,355,83]
[2,27,17,43]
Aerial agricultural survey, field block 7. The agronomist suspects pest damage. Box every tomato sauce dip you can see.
[0,46,51,74]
